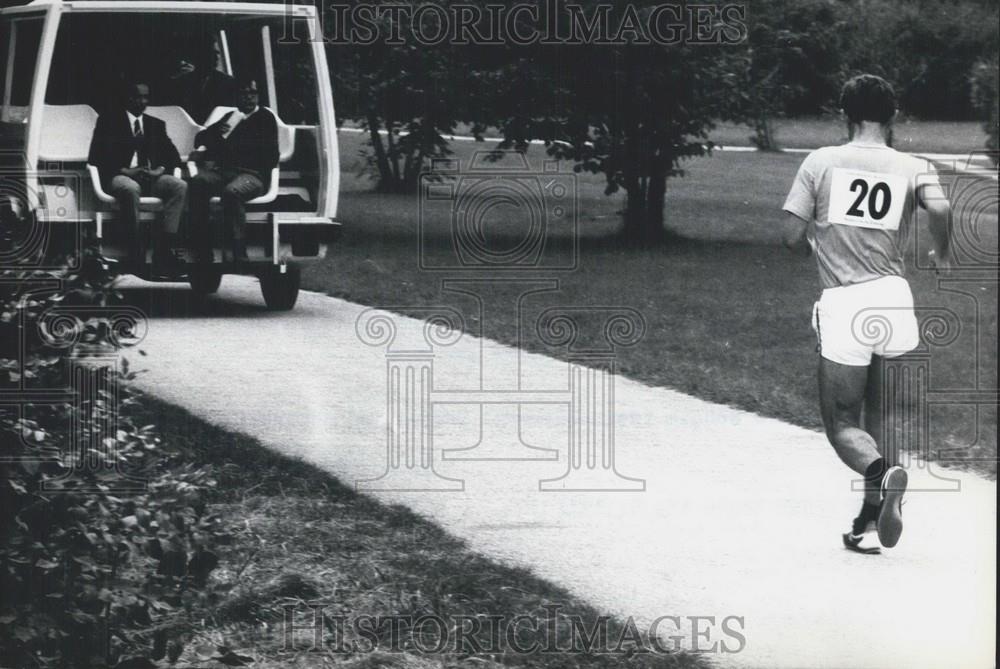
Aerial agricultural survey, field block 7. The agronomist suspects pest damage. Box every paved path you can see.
[125,276,996,669]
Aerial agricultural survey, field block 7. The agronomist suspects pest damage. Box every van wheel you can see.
[189,267,223,295]
[260,267,300,311]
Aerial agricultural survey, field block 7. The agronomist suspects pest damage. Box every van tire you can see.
[260,267,300,311]
[189,267,223,295]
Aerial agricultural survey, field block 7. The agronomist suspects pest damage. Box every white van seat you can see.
[146,105,202,160]
[39,104,99,162]
[86,164,181,206]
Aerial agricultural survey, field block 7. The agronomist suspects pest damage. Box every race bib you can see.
[828,168,907,230]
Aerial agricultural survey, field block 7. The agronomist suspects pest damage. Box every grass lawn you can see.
[306,131,997,478]
[705,117,989,156]
[131,396,710,668]
[350,117,992,156]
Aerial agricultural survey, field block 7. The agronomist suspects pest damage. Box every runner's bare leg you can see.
[819,358,882,506]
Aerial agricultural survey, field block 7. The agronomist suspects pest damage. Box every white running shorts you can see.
[812,275,920,367]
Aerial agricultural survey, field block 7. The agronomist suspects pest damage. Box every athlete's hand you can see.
[928,249,952,275]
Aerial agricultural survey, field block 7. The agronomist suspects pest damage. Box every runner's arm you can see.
[782,213,811,256]
[918,181,951,263]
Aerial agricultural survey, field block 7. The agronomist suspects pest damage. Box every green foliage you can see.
[842,0,999,121]
[722,0,998,147]
[0,249,226,668]
[723,0,846,149]
[327,2,485,193]
[479,2,740,242]
[970,53,999,159]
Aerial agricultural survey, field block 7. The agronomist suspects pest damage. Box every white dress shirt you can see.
[126,111,144,168]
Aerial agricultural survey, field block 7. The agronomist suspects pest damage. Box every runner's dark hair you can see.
[840,74,896,125]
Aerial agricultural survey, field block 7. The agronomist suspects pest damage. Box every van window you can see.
[45,13,320,127]
[270,18,319,125]
[1,16,44,122]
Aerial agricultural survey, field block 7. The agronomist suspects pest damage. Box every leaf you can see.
[166,639,184,662]
[195,643,217,659]
[157,549,187,577]
[152,629,168,660]
[144,538,163,560]
[187,549,219,585]
[213,649,254,666]
[34,559,59,570]
[112,657,159,669]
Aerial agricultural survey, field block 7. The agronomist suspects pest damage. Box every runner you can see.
[781,74,952,554]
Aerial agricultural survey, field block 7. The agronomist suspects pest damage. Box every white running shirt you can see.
[783,142,938,289]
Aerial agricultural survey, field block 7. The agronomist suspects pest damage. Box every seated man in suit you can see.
[187,77,279,264]
[88,80,186,272]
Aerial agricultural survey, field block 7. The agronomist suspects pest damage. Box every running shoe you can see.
[877,466,908,548]
[843,520,881,554]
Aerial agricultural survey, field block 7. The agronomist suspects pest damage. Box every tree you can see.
[487,2,740,244]
[970,53,999,161]
[723,0,846,150]
[326,3,486,193]
[840,0,999,120]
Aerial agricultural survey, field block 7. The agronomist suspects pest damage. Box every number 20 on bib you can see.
[828,168,907,231]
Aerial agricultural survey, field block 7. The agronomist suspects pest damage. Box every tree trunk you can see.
[644,169,667,239]
[384,120,402,188]
[366,113,394,190]
[621,173,668,244]
[753,114,777,151]
[402,121,432,193]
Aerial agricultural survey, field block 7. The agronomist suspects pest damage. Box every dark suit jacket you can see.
[194,107,280,186]
[88,112,182,190]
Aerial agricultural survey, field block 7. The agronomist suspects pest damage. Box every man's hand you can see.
[170,60,196,79]
[208,118,231,137]
[122,167,163,188]
[928,248,952,275]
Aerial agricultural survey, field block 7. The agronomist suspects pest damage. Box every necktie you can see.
[133,118,149,168]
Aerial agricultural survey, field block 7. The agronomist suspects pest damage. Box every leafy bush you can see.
[970,54,999,161]
[0,248,227,668]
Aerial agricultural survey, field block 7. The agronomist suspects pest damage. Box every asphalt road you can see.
[124,275,996,669]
